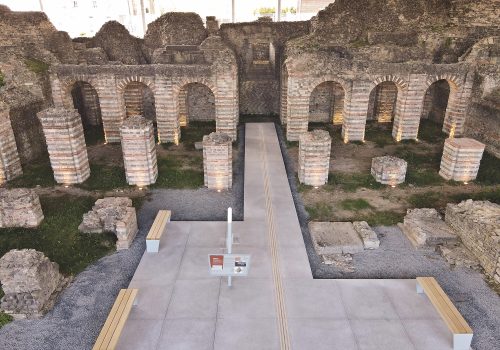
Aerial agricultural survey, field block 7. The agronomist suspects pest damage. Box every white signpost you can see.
[208,207,251,287]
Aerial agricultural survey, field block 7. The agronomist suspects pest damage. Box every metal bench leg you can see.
[416,280,424,294]
[453,333,472,350]
[146,240,160,253]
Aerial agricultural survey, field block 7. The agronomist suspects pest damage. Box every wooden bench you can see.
[146,210,171,253]
[93,288,138,350]
[416,277,473,350]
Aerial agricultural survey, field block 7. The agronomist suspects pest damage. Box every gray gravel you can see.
[0,126,245,350]
[275,123,500,350]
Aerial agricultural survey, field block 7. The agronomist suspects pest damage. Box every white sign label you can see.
[208,254,251,277]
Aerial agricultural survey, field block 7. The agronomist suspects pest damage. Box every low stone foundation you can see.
[37,108,90,184]
[439,137,485,182]
[445,200,500,284]
[0,188,44,228]
[352,221,380,249]
[298,130,331,187]
[78,197,138,250]
[0,104,23,185]
[371,156,407,185]
[203,132,232,190]
[401,208,458,248]
[120,116,158,186]
[0,249,65,319]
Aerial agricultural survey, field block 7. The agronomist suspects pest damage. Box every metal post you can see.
[232,0,235,23]
[227,207,233,287]
[277,0,281,22]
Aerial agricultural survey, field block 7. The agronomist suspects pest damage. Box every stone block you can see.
[371,156,407,185]
[120,116,158,186]
[79,197,138,250]
[445,200,500,283]
[298,130,331,187]
[352,221,380,249]
[0,189,44,228]
[401,208,458,248]
[37,108,90,184]
[0,249,64,319]
[309,222,364,255]
[0,104,23,185]
[203,132,232,190]
[439,138,485,182]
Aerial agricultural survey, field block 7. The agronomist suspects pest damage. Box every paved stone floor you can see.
[119,123,464,350]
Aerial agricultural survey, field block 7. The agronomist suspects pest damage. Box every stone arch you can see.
[117,78,156,122]
[61,75,99,109]
[308,81,346,125]
[63,78,104,144]
[423,74,463,137]
[177,82,216,125]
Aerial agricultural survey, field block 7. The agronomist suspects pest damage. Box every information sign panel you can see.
[208,254,251,277]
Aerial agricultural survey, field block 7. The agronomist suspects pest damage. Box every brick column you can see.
[215,73,238,141]
[342,80,369,142]
[286,77,309,141]
[0,105,22,185]
[155,77,180,144]
[96,75,125,143]
[203,132,232,190]
[392,74,426,141]
[443,76,473,137]
[298,130,331,187]
[120,116,158,186]
[439,138,485,182]
[38,108,90,184]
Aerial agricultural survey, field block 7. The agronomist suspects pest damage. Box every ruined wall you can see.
[220,21,310,115]
[186,83,215,122]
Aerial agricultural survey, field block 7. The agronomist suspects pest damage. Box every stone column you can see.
[298,130,331,187]
[392,74,426,141]
[96,75,125,143]
[203,132,232,190]
[120,116,158,186]
[155,77,180,144]
[286,77,309,141]
[0,104,22,185]
[371,156,407,186]
[439,137,485,182]
[37,108,90,184]
[215,71,238,141]
[342,80,370,142]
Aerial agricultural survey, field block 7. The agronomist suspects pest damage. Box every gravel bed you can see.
[0,126,245,350]
[275,123,500,350]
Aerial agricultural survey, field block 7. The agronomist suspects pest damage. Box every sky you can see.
[0,0,307,37]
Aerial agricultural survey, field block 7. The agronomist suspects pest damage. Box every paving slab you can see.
[310,221,365,254]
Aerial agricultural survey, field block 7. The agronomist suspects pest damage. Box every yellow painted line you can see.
[259,125,291,350]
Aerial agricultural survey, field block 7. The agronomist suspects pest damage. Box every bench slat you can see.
[146,210,171,241]
[417,277,472,334]
[93,289,138,350]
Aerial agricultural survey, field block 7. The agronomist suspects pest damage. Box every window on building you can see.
[73,1,78,8]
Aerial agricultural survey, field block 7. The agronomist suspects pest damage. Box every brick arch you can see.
[425,74,462,91]
[308,77,349,125]
[370,74,408,91]
[172,78,218,97]
[116,76,156,93]
[173,79,217,127]
[61,75,99,109]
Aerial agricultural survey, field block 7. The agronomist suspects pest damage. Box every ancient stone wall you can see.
[0,189,44,228]
[37,108,90,184]
[220,21,310,115]
[120,116,158,186]
[0,104,22,185]
[186,83,216,122]
[445,200,500,283]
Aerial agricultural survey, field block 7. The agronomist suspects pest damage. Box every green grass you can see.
[77,164,128,192]
[179,121,216,150]
[286,140,298,149]
[153,155,204,189]
[477,153,500,185]
[84,125,106,146]
[25,58,50,74]
[328,172,384,192]
[7,159,56,188]
[450,187,500,204]
[0,310,12,329]
[340,198,372,211]
[358,211,404,226]
[0,195,116,276]
[408,191,441,208]
[364,124,396,147]
[394,146,445,187]
[0,70,5,88]
[306,202,333,221]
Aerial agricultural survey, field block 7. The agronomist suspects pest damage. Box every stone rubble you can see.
[203,132,232,190]
[0,103,23,185]
[0,188,44,228]
[446,200,500,284]
[0,249,65,319]
[401,208,459,249]
[120,115,158,186]
[371,156,407,185]
[438,244,481,270]
[298,130,331,187]
[439,137,485,182]
[310,222,364,255]
[78,197,138,250]
[352,221,380,249]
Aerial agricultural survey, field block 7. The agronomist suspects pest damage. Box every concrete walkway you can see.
[118,123,461,350]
